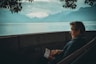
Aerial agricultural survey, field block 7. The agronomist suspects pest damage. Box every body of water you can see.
[0,21,96,36]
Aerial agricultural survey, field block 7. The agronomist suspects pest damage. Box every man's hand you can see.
[51,49,63,56]
[48,49,63,60]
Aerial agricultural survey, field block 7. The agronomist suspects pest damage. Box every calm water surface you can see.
[0,21,96,36]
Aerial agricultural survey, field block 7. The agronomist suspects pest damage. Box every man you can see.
[44,21,86,64]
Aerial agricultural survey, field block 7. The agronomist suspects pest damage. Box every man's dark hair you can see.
[70,21,85,34]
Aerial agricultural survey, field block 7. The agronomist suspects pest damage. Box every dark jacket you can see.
[50,35,86,64]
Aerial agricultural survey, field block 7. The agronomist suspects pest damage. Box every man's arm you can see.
[44,48,63,60]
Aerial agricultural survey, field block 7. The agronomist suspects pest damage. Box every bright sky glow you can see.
[22,0,51,2]
[34,0,50,2]
[26,12,49,18]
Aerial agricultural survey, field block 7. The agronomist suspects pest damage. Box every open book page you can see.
[44,48,50,59]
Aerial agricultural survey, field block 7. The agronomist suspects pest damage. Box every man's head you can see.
[70,21,85,39]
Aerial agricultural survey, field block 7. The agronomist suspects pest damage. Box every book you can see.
[44,48,50,58]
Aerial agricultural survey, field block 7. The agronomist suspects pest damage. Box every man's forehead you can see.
[70,25,75,28]
[70,25,77,31]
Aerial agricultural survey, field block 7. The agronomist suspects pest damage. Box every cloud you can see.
[26,12,49,18]
[34,0,50,2]
[20,1,63,18]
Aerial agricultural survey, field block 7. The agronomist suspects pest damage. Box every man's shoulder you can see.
[72,36,86,46]
[73,36,86,41]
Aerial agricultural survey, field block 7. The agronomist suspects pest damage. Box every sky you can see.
[20,0,90,19]
[0,0,95,22]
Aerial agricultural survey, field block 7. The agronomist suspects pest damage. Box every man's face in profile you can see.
[70,25,80,39]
